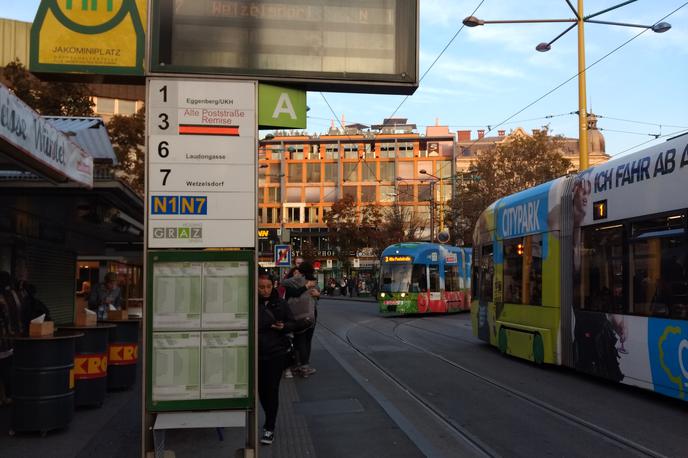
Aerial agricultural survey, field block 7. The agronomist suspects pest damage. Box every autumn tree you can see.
[109,107,145,195]
[381,202,426,245]
[3,59,94,116]
[324,196,385,265]
[445,128,573,245]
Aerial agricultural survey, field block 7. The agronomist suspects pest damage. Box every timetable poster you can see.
[201,331,249,399]
[152,332,201,401]
[153,263,203,329]
[202,262,250,329]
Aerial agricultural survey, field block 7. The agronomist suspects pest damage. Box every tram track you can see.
[316,319,499,458]
[391,320,669,458]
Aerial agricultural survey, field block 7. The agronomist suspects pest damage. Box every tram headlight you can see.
[400,292,406,298]
[380,292,386,298]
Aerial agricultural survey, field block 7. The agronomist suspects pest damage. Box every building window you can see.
[323,187,336,202]
[343,186,357,200]
[364,143,375,159]
[95,97,115,114]
[380,162,394,182]
[418,184,431,202]
[379,185,395,202]
[380,143,396,158]
[397,184,413,202]
[398,142,414,158]
[306,163,321,183]
[266,187,280,203]
[437,160,451,178]
[289,145,305,160]
[286,206,302,223]
[118,99,137,115]
[361,186,376,202]
[287,163,302,183]
[324,163,337,182]
[305,187,320,203]
[286,187,301,203]
[304,207,318,223]
[324,144,339,159]
[343,144,359,159]
[397,162,413,180]
[308,144,319,160]
[343,163,358,182]
[362,163,376,182]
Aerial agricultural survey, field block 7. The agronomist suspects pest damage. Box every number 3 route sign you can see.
[146,78,256,249]
[274,245,291,267]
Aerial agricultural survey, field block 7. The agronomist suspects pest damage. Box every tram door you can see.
[428,264,442,312]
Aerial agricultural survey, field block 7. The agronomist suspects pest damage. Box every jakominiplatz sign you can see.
[30,0,147,76]
[0,83,93,187]
[150,0,418,95]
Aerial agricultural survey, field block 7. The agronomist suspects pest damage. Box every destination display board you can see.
[147,250,254,412]
[149,0,418,94]
[146,78,256,248]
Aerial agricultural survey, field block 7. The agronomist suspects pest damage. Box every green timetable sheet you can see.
[153,263,202,329]
[201,331,249,399]
[202,262,250,329]
[152,332,201,401]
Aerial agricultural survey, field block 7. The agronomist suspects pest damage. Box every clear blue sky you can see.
[2,0,687,157]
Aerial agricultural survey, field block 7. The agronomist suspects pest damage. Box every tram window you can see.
[380,263,413,293]
[630,213,687,319]
[579,225,625,313]
[503,235,543,305]
[429,265,440,292]
[445,265,460,292]
[411,264,427,292]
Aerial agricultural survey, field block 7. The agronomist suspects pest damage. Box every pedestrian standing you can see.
[257,272,296,445]
[281,262,319,377]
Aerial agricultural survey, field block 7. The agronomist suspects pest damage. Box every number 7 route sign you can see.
[274,245,291,267]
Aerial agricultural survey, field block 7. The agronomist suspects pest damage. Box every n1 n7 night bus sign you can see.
[150,0,418,95]
[147,78,256,249]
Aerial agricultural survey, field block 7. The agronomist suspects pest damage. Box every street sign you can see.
[258,84,307,129]
[146,78,256,248]
[274,245,291,267]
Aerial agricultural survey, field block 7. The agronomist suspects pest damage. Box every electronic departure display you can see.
[150,0,418,94]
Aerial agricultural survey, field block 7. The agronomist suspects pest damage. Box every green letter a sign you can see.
[258,84,306,129]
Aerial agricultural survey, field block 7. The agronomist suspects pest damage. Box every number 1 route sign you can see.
[146,78,256,249]
[274,245,291,267]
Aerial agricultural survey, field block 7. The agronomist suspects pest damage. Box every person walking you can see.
[257,272,296,445]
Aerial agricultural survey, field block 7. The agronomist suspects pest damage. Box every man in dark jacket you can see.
[258,272,296,445]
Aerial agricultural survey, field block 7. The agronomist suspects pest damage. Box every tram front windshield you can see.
[380,262,426,293]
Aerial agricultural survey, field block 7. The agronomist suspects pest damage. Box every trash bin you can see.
[59,324,115,407]
[102,319,140,390]
[10,331,82,436]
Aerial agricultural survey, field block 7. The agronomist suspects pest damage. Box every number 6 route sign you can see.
[274,245,291,267]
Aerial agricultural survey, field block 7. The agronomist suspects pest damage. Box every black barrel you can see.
[102,319,140,390]
[60,324,115,407]
[10,332,82,435]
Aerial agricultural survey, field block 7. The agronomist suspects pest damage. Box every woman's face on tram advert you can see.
[258,276,273,299]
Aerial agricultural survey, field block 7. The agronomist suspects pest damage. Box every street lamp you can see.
[463,0,670,170]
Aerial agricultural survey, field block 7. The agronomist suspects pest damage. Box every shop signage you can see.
[258,84,307,129]
[0,83,93,187]
[30,0,147,76]
[147,78,256,248]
